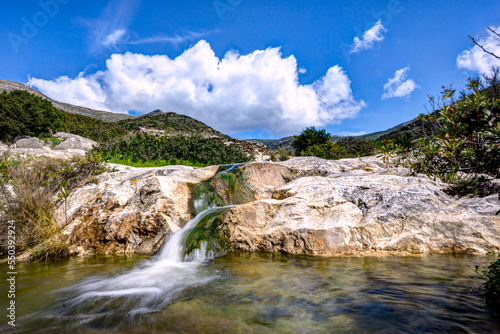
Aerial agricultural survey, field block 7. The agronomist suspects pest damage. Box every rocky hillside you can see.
[0,80,267,157]
[118,109,230,139]
[253,118,424,150]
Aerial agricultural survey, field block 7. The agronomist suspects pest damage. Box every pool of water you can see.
[1,253,499,333]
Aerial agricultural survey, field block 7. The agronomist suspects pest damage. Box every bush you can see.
[475,259,500,307]
[0,90,66,142]
[64,112,129,143]
[93,134,253,166]
[291,127,331,155]
[385,76,500,194]
[335,137,378,158]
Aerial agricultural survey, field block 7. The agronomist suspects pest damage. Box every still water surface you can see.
[1,253,499,333]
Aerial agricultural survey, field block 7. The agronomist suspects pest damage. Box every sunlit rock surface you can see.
[59,164,218,255]
[61,156,499,256]
[216,157,500,255]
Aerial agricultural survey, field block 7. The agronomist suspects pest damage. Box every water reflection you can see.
[1,253,499,333]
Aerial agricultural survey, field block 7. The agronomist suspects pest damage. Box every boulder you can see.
[60,164,219,255]
[0,142,8,155]
[216,159,500,255]
[54,155,500,257]
[9,148,87,159]
[54,132,97,151]
[14,136,44,149]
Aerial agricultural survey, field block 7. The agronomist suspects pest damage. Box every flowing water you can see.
[1,251,499,333]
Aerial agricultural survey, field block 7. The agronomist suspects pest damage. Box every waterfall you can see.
[57,206,231,318]
[157,206,230,262]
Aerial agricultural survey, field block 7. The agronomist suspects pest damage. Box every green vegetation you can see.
[0,90,129,144]
[291,127,378,159]
[0,153,109,261]
[64,112,129,143]
[383,75,500,196]
[291,126,330,155]
[117,110,228,138]
[0,90,66,142]
[475,259,500,308]
[182,207,233,259]
[93,134,253,166]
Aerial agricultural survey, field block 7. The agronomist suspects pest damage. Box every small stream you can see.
[1,253,499,333]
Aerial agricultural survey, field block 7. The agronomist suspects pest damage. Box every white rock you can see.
[14,136,44,149]
[54,132,97,151]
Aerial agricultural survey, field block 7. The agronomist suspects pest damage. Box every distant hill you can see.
[252,116,424,151]
[117,110,230,139]
[0,80,133,122]
[0,80,229,139]
[0,80,255,148]
[252,135,344,151]
[0,78,423,154]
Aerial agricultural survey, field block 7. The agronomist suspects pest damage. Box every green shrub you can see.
[385,76,500,193]
[0,90,66,142]
[291,127,331,155]
[64,112,129,143]
[278,149,291,161]
[93,134,253,166]
[475,259,500,307]
[335,137,378,158]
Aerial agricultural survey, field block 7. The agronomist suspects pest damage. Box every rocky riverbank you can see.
[48,155,500,257]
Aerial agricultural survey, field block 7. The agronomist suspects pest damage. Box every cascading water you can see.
[50,206,232,323]
[13,164,243,329]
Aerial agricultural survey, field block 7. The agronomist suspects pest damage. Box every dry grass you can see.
[0,153,109,260]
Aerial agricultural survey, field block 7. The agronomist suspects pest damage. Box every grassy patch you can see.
[106,158,207,168]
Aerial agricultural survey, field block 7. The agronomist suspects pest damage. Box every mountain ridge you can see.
[1,79,419,148]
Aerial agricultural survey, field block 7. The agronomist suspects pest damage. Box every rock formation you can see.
[59,164,219,255]
[57,155,500,257]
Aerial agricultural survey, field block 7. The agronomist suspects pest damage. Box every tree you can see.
[0,90,66,142]
[291,127,331,155]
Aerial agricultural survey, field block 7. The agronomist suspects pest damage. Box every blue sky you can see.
[1,0,500,139]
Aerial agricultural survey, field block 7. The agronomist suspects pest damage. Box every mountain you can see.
[0,79,421,151]
[252,118,424,151]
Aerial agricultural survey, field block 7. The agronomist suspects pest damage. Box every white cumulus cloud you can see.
[382,66,418,99]
[350,20,387,53]
[32,40,365,137]
[457,26,500,75]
